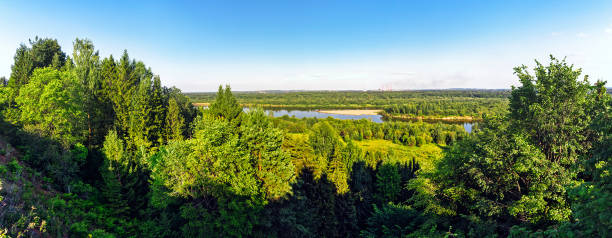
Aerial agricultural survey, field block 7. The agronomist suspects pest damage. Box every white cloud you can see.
[605,28,612,34]
[577,32,589,38]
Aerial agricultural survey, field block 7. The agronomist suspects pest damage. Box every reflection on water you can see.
[264,109,384,123]
[463,122,474,133]
[258,109,474,133]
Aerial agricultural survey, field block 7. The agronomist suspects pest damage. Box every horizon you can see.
[1,1,612,91]
[183,88,513,93]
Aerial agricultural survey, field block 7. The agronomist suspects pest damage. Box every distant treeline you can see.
[273,115,468,147]
[2,37,611,237]
[186,89,511,110]
[382,98,508,119]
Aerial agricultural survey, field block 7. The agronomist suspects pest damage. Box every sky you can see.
[1,0,611,91]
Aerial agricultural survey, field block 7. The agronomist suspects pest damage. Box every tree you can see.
[308,121,341,160]
[167,87,197,138]
[375,163,401,203]
[127,77,154,149]
[240,108,295,200]
[72,38,111,147]
[165,97,185,141]
[360,203,433,238]
[100,130,130,216]
[148,75,166,146]
[15,67,85,147]
[547,83,612,237]
[8,37,66,94]
[151,90,295,236]
[0,77,9,111]
[409,57,605,235]
[100,130,150,218]
[208,85,242,124]
[30,37,66,70]
[511,56,598,166]
[106,51,153,137]
[8,44,33,91]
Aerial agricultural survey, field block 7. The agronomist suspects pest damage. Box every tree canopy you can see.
[1,38,611,237]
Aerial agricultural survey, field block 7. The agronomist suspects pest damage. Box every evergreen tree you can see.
[208,85,242,124]
[127,77,154,149]
[151,89,295,236]
[101,130,150,218]
[149,76,167,146]
[375,163,401,203]
[240,108,295,200]
[100,130,130,216]
[308,121,341,160]
[165,97,185,141]
[8,44,33,92]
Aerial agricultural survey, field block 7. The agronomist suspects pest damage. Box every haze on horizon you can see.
[1,0,611,92]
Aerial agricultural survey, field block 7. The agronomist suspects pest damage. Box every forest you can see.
[0,37,611,238]
[185,90,509,111]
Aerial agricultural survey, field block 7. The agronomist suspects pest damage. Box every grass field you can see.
[354,139,443,172]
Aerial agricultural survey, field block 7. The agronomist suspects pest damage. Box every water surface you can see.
[261,109,474,133]
[265,109,383,123]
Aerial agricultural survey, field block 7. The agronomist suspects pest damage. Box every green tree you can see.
[240,108,295,199]
[361,203,435,238]
[148,76,167,146]
[127,77,154,149]
[511,56,598,165]
[308,121,341,160]
[165,97,185,141]
[409,57,605,235]
[0,77,9,110]
[100,130,130,216]
[151,91,294,236]
[15,67,85,146]
[8,44,33,91]
[208,85,242,123]
[9,37,65,89]
[100,130,150,219]
[72,38,114,147]
[375,163,401,203]
[545,84,612,237]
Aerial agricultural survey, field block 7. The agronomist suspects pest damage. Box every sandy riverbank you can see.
[192,102,210,107]
[317,109,382,116]
[384,114,478,122]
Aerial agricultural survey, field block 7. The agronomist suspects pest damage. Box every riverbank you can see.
[383,114,480,123]
[317,109,382,116]
[190,102,382,110]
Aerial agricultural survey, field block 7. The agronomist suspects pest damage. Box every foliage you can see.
[2,36,611,237]
[15,67,85,147]
[382,98,508,119]
[187,89,510,111]
[151,108,295,236]
[408,56,608,236]
[208,85,242,123]
[361,203,438,238]
[511,56,598,166]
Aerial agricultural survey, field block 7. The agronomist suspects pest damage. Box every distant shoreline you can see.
[192,102,210,107]
[317,109,382,116]
[383,114,479,123]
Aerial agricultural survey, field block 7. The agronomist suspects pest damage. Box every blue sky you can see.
[1,1,611,91]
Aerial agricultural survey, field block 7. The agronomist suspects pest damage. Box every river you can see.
[262,109,474,133]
